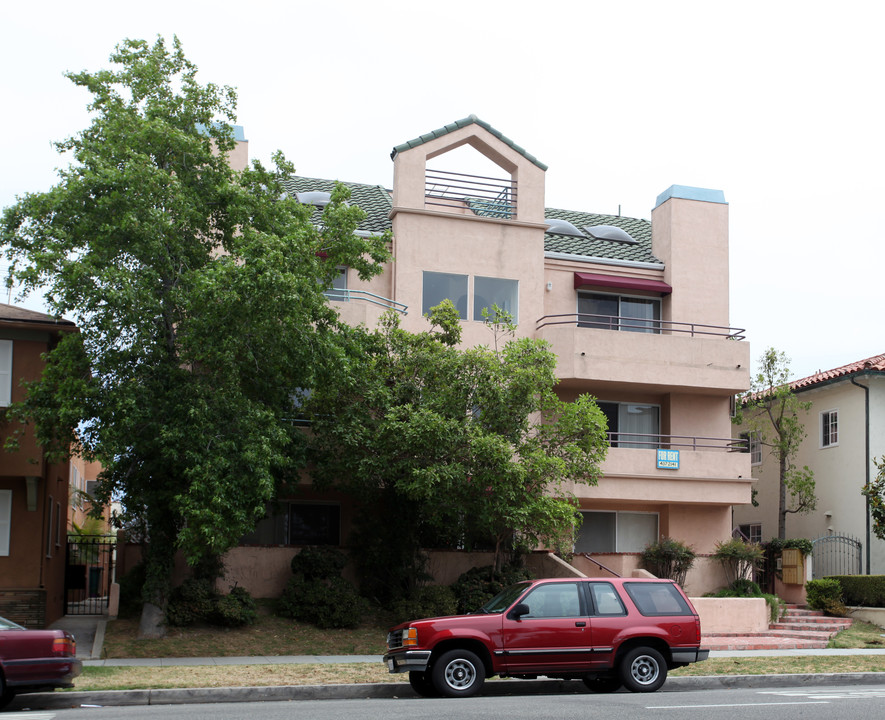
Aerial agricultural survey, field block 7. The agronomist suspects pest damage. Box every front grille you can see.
[387,629,404,650]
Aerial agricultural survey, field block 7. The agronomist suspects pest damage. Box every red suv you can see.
[384,577,708,697]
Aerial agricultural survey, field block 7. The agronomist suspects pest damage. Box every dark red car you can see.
[0,615,82,709]
[385,577,708,697]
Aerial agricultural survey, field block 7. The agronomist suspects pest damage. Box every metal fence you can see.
[65,534,117,615]
[811,533,862,578]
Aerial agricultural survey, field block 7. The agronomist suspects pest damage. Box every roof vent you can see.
[545,218,585,237]
[296,191,332,208]
[584,225,637,244]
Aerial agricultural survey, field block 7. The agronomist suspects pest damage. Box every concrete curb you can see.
[10,673,885,710]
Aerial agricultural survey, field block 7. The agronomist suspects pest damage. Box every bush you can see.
[640,538,696,587]
[712,538,765,585]
[390,585,458,622]
[450,565,534,615]
[278,576,368,629]
[806,578,847,616]
[828,575,885,607]
[290,546,348,581]
[117,562,146,617]
[165,578,258,628]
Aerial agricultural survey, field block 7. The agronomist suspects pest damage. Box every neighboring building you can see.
[236,116,753,595]
[0,304,77,626]
[733,354,885,577]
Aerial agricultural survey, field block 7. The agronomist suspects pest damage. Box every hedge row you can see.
[826,575,885,607]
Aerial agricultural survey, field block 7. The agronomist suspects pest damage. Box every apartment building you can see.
[234,116,752,595]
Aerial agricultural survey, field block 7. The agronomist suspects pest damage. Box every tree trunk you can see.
[778,454,788,540]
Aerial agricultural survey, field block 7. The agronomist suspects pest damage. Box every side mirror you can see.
[509,603,530,620]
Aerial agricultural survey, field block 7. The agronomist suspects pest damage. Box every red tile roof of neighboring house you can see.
[792,353,885,391]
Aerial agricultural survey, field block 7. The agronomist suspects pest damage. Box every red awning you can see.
[573,272,672,295]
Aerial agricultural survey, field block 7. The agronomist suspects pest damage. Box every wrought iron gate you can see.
[65,534,116,615]
[811,533,862,578]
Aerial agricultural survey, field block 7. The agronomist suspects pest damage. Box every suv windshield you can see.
[478,581,531,613]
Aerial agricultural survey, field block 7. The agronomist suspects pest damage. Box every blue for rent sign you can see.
[657,449,680,469]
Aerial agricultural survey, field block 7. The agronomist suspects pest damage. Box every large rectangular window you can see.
[473,276,518,322]
[578,292,661,333]
[740,431,762,465]
[821,410,838,448]
[598,401,660,448]
[575,510,658,553]
[423,272,468,319]
[0,489,11,556]
[324,267,348,302]
[289,503,340,546]
[0,339,12,407]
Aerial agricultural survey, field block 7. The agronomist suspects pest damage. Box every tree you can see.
[1,37,389,635]
[861,457,885,540]
[735,347,815,539]
[305,303,609,601]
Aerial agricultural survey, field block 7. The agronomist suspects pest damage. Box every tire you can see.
[409,671,437,697]
[0,674,15,711]
[430,649,486,698]
[618,646,667,693]
[583,675,622,693]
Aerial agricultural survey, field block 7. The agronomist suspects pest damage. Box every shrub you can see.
[450,565,534,615]
[806,578,847,616]
[712,538,765,585]
[828,575,885,607]
[117,562,146,617]
[165,579,258,627]
[211,586,257,627]
[390,584,458,622]
[640,538,696,587]
[278,576,368,629]
[290,546,348,581]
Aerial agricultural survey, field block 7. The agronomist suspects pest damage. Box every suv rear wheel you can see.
[619,646,667,693]
[431,649,485,698]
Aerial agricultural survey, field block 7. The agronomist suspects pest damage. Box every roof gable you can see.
[792,353,885,391]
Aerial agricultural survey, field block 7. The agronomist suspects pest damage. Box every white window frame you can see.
[821,409,839,448]
[0,489,11,556]
[575,510,659,553]
[741,431,762,465]
[739,523,762,544]
[0,339,12,407]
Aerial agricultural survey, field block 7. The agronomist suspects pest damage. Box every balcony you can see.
[536,314,750,394]
[424,168,517,219]
[324,289,407,327]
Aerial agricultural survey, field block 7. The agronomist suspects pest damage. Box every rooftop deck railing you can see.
[324,289,408,314]
[607,433,748,452]
[424,168,517,219]
[536,313,746,340]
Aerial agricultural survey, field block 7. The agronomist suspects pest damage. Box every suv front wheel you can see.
[619,646,667,693]
[431,649,486,698]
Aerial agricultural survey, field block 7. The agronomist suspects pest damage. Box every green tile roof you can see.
[390,115,548,171]
[282,176,660,265]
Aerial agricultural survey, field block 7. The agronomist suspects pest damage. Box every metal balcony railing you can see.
[324,289,407,314]
[607,433,748,452]
[424,168,517,219]
[536,313,746,340]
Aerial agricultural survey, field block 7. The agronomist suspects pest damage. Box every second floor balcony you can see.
[536,313,750,394]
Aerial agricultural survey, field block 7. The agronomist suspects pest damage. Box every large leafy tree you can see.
[1,37,388,634]
[736,347,815,539]
[306,304,608,601]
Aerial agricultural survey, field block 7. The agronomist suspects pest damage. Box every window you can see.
[289,503,340,545]
[423,272,468,319]
[589,582,626,615]
[740,432,762,465]
[0,489,11,556]
[821,410,838,448]
[520,582,583,618]
[46,496,54,558]
[0,339,12,407]
[624,582,693,616]
[598,401,660,448]
[739,523,762,544]
[578,292,661,333]
[473,276,518,322]
[324,267,348,301]
[575,510,659,553]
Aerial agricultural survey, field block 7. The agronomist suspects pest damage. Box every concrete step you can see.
[703,634,828,651]
[771,621,853,633]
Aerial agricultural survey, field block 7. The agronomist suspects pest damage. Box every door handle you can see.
[575,621,586,627]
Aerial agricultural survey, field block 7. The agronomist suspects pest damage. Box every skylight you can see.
[296,191,332,208]
[584,225,637,244]
[545,218,585,237]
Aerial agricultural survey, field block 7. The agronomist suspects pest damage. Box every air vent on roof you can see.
[545,218,585,237]
[296,191,332,208]
[584,225,637,244]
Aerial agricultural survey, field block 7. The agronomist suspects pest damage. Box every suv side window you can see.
[589,582,627,616]
[624,582,693,616]
[520,582,584,618]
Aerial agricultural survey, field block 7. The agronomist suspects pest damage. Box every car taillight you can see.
[52,636,75,656]
[403,627,418,647]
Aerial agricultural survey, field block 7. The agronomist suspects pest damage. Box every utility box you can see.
[781,548,805,585]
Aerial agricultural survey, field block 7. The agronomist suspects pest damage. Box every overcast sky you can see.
[2,1,883,381]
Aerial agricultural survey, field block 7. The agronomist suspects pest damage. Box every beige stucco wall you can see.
[691,596,769,634]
